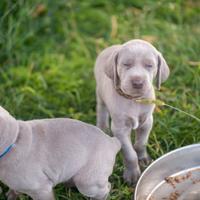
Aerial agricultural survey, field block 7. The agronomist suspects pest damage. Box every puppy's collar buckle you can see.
[0,143,15,159]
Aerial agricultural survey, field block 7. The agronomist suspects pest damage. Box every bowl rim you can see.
[134,143,200,200]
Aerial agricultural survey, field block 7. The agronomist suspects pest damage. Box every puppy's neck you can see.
[0,116,19,154]
[116,85,155,101]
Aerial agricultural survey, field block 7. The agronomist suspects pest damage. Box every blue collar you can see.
[0,143,15,159]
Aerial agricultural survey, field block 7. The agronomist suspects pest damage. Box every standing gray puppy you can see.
[94,39,170,185]
[0,106,120,200]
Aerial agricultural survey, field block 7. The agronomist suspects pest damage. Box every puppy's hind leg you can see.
[96,91,110,132]
[89,183,110,200]
[73,160,111,200]
[29,187,55,200]
[76,180,111,200]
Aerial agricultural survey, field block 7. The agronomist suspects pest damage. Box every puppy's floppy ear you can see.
[104,49,120,88]
[0,107,19,151]
[0,107,18,133]
[156,52,170,90]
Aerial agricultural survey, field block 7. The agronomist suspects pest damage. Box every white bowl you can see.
[134,144,200,200]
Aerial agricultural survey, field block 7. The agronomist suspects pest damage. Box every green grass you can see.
[0,0,200,199]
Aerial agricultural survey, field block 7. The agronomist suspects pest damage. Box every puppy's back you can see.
[28,118,120,155]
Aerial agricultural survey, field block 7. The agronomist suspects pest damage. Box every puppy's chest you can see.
[0,162,42,191]
[124,104,154,129]
[124,112,148,129]
[126,101,154,115]
[0,164,24,189]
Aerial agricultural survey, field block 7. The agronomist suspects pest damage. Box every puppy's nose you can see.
[132,77,144,89]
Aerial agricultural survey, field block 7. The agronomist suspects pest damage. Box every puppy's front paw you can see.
[123,168,141,186]
[139,154,153,169]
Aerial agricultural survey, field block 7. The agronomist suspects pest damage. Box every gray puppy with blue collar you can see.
[0,106,120,200]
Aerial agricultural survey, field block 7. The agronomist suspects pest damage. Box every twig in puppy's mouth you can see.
[135,99,200,123]
[135,99,165,106]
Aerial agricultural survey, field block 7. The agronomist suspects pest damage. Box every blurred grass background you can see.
[0,0,200,199]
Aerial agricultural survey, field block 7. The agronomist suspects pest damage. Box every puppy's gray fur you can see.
[0,106,120,200]
[94,39,169,184]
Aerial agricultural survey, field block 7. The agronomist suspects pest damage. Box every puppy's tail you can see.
[110,137,121,153]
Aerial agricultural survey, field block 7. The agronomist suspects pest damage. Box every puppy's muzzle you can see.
[132,77,144,89]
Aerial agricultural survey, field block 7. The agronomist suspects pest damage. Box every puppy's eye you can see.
[145,64,153,68]
[123,63,132,68]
